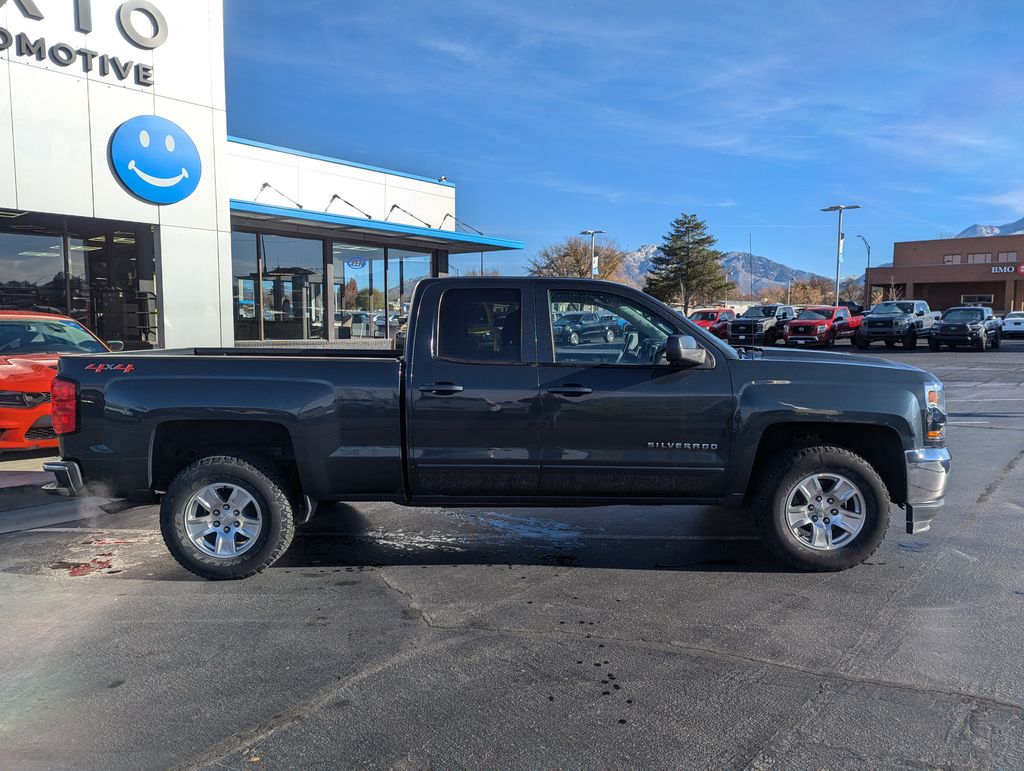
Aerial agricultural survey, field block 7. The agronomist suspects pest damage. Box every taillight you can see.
[51,378,78,436]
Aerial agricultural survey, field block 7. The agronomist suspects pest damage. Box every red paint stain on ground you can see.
[50,558,115,577]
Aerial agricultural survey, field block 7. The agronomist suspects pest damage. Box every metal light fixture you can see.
[821,204,861,306]
[857,235,871,309]
[580,229,606,276]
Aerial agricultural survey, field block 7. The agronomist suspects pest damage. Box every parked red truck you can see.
[688,307,735,340]
[784,306,861,348]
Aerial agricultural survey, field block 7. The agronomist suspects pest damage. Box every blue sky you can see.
[225,0,1024,277]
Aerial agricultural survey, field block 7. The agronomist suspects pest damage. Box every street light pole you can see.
[821,204,861,306]
[788,278,793,306]
[857,234,871,309]
[580,229,606,277]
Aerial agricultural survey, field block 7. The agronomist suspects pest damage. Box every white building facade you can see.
[0,0,520,349]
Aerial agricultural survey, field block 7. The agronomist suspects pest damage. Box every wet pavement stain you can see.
[899,541,930,552]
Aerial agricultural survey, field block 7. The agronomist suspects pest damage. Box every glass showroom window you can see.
[333,243,385,339]
[389,248,432,332]
[0,229,68,311]
[261,234,325,340]
[231,232,259,340]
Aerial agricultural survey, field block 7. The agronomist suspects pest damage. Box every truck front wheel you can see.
[160,455,296,580]
[753,445,890,571]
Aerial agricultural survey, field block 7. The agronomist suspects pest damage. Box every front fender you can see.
[727,377,920,495]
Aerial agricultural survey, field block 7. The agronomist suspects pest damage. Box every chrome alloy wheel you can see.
[784,473,866,551]
[183,483,263,559]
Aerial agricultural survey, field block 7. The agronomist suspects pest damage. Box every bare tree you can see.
[528,236,626,281]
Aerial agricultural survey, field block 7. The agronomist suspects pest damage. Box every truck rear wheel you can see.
[753,445,890,571]
[160,455,296,580]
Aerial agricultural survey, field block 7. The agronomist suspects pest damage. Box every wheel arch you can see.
[742,421,907,506]
[151,419,302,500]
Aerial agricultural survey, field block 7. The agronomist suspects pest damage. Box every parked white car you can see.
[1002,311,1024,338]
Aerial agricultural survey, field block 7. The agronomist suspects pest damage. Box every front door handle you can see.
[547,385,592,397]
[418,382,464,396]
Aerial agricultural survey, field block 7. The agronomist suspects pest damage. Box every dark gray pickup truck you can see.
[45,277,951,580]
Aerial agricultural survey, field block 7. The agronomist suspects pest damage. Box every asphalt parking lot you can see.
[1,341,1023,769]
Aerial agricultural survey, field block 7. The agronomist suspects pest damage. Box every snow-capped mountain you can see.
[618,244,827,292]
[955,216,1024,238]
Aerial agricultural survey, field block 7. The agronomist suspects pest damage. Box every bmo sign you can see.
[991,264,1024,275]
[0,0,168,85]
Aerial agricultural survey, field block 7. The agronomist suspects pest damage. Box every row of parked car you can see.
[689,300,1019,352]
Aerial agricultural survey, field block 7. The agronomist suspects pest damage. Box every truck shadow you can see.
[275,503,783,573]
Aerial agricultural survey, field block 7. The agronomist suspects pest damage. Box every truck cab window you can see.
[437,288,522,363]
[549,289,675,366]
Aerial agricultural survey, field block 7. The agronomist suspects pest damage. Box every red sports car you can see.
[0,312,115,452]
[688,307,735,339]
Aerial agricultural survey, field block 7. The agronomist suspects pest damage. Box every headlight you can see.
[925,382,946,446]
[755,323,764,331]
[816,325,827,333]
[0,391,50,408]
[894,319,908,328]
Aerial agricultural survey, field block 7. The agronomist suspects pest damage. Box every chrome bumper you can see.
[43,460,84,497]
[904,447,951,534]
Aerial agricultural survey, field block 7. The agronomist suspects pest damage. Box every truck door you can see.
[407,282,542,497]
[535,285,733,499]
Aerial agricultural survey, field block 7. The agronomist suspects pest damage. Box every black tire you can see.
[160,455,296,580]
[753,445,890,571]
[825,331,836,349]
[568,331,581,346]
[992,331,1001,349]
[855,335,870,350]
[604,329,615,344]
[902,329,917,348]
[928,337,940,351]
[766,328,778,346]
[976,331,989,352]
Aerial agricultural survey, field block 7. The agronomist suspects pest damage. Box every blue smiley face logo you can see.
[110,116,202,205]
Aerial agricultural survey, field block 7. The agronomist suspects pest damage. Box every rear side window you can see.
[437,289,522,363]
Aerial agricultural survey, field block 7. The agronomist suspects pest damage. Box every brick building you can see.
[867,234,1024,314]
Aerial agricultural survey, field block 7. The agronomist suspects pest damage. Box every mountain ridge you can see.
[618,244,829,293]
[956,215,1024,238]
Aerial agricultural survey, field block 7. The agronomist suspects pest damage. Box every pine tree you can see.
[644,214,734,312]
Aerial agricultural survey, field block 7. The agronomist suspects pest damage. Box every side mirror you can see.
[916,310,925,317]
[107,340,125,352]
[666,334,707,368]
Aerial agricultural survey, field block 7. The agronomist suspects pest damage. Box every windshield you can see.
[0,318,106,355]
[797,309,831,320]
[873,302,915,315]
[690,311,718,321]
[741,306,776,318]
[1006,312,1024,319]
[943,309,984,322]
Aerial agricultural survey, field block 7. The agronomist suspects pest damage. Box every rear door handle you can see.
[547,385,592,397]
[418,382,464,395]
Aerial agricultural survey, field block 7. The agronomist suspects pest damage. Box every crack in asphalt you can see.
[174,635,468,771]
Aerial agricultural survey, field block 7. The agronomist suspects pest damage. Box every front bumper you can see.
[729,331,766,345]
[785,334,827,346]
[43,460,84,497]
[861,328,909,341]
[904,447,951,534]
[933,331,982,346]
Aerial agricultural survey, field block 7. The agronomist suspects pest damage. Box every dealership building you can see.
[867,234,1024,314]
[0,0,521,349]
